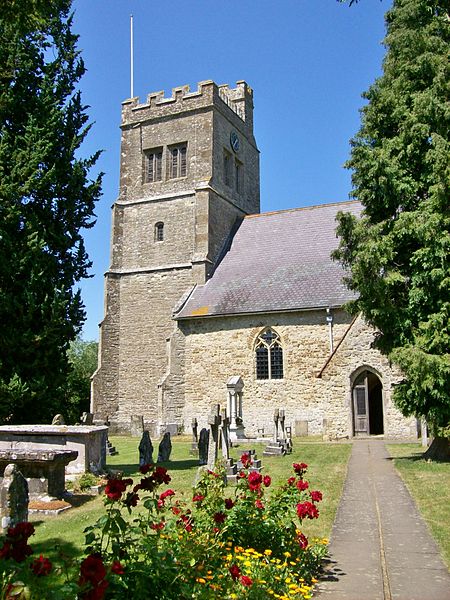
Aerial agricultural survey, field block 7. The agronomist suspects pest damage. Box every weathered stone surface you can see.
[0,464,28,531]
[80,412,94,426]
[207,406,221,470]
[52,414,65,425]
[130,415,144,437]
[139,431,153,466]
[198,428,209,466]
[157,432,172,462]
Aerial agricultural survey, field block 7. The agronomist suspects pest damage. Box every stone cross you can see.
[220,408,230,460]
[192,418,198,443]
[0,464,29,532]
[157,432,172,462]
[279,409,286,441]
[139,431,154,466]
[207,404,222,470]
[273,409,280,441]
[198,428,209,466]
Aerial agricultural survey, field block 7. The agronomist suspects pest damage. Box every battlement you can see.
[121,80,253,127]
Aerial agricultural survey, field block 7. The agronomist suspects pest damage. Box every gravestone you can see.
[273,408,279,441]
[220,409,238,483]
[295,419,308,437]
[80,412,94,426]
[157,432,172,462]
[207,405,222,470]
[198,428,209,466]
[0,464,29,531]
[263,408,286,456]
[190,418,199,456]
[51,414,65,425]
[139,431,154,466]
[130,415,144,437]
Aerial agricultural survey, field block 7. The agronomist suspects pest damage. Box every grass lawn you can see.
[29,437,352,565]
[386,443,450,569]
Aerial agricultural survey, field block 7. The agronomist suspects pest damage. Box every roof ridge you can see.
[245,199,360,219]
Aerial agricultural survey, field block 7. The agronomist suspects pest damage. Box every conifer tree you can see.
[0,0,101,423]
[334,0,450,456]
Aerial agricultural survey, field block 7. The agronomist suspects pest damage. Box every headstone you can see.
[273,409,280,441]
[207,405,222,470]
[295,419,309,437]
[130,415,144,437]
[220,408,230,460]
[198,428,209,466]
[163,424,178,436]
[157,432,172,462]
[227,376,246,442]
[421,418,428,448]
[0,464,29,531]
[139,431,154,466]
[264,408,286,456]
[80,412,94,426]
[190,418,199,456]
[52,414,65,425]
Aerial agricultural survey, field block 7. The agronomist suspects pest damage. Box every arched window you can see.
[255,328,283,380]
[155,222,164,242]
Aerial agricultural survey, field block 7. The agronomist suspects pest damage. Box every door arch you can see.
[352,369,384,436]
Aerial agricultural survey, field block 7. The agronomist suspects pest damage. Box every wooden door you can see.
[353,375,370,435]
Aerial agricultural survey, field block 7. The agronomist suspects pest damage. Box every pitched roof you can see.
[175,200,361,320]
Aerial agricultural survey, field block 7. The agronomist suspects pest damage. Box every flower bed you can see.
[0,455,327,599]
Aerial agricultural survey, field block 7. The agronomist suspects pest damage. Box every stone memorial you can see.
[221,408,238,483]
[0,464,29,532]
[190,418,199,456]
[51,414,65,425]
[80,412,94,426]
[227,376,246,442]
[157,432,172,462]
[263,408,286,456]
[198,428,209,466]
[139,431,154,466]
[130,415,144,438]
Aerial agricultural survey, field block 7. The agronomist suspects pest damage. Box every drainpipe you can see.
[326,308,334,354]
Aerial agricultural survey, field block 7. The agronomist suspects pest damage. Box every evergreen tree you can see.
[65,338,98,424]
[334,0,450,455]
[0,0,101,423]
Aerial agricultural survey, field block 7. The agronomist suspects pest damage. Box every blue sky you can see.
[72,0,392,341]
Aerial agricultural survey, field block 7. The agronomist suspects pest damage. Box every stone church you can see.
[91,80,417,441]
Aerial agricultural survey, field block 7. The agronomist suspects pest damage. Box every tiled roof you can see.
[175,200,361,319]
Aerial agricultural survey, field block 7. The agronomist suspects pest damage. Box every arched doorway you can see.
[352,370,384,436]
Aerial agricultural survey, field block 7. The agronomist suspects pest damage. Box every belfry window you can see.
[169,143,187,179]
[255,329,283,380]
[145,148,162,183]
[155,222,164,242]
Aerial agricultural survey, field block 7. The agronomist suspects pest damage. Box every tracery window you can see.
[168,143,187,179]
[145,148,162,182]
[255,328,283,380]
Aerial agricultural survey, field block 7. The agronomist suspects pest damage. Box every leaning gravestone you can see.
[157,432,172,462]
[198,428,209,466]
[51,414,65,425]
[0,464,29,532]
[80,412,94,426]
[130,415,144,437]
[207,405,222,470]
[139,431,154,466]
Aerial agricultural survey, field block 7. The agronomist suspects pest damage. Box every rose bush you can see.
[0,459,327,599]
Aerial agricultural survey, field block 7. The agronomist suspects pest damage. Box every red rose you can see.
[8,522,35,540]
[240,453,252,468]
[297,532,309,549]
[293,462,308,477]
[150,521,165,531]
[255,499,264,510]
[263,475,271,487]
[240,575,253,587]
[310,490,323,503]
[248,471,262,491]
[287,476,296,486]
[111,560,124,575]
[136,476,156,492]
[296,501,319,520]
[30,554,52,576]
[104,478,127,501]
[172,506,181,515]
[224,498,234,509]
[79,554,107,586]
[124,492,139,507]
[192,494,205,503]
[229,564,241,580]
[160,489,175,500]
[213,512,226,524]
[153,466,171,484]
[139,464,153,474]
[297,479,309,491]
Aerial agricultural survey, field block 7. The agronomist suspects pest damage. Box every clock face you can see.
[230,131,240,153]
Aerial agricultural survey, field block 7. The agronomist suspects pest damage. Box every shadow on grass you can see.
[108,458,199,475]
[387,454,450,464]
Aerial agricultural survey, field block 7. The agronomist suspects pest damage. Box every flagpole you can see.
[130,14,134,98]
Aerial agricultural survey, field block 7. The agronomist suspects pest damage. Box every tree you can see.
[65,338,98,424]
[0,0,101,424]
[334,0,450,457]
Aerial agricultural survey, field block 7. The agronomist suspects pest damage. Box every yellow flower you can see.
[196,577,206,584]
[264,549,272,556]
[285,577,291,583]
[244,560,252,567]
[226,553,233,561]
[283,551,291,558]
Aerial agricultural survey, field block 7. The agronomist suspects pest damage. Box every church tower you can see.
[92,80,260,434]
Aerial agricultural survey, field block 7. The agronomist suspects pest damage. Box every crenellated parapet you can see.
[121,80,253,129]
